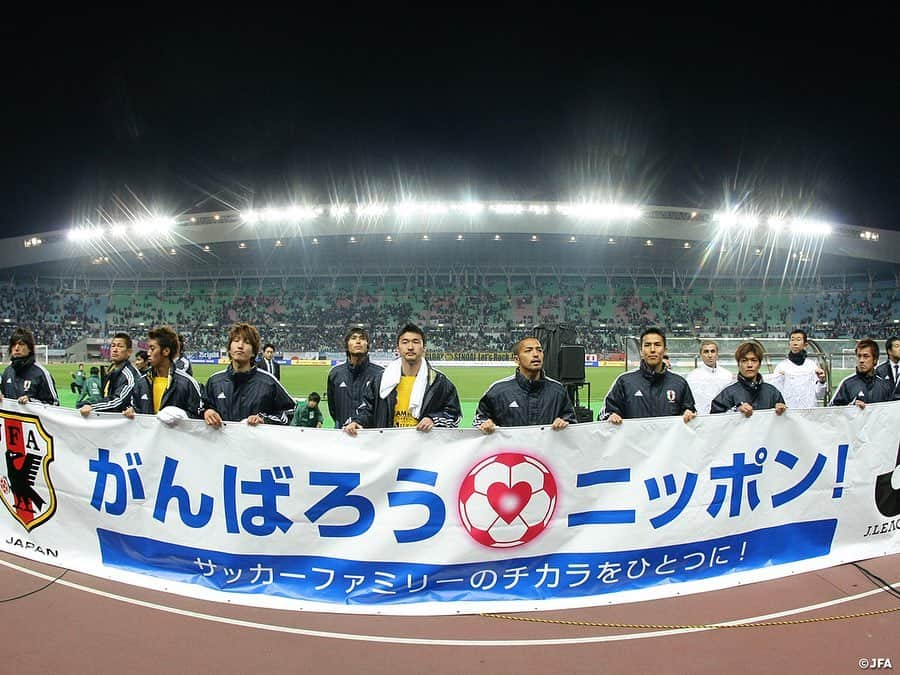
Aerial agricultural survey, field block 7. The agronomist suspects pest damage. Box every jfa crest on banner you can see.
[0,411,56,531]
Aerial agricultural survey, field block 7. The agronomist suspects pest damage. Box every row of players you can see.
[1,325,899,432]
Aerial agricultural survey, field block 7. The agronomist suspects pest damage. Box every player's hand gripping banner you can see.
[2,401,899,615]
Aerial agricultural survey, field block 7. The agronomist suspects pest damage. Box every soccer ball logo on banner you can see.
[458,452,557,548]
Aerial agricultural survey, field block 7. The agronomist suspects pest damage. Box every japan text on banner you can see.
[1,401,899,616]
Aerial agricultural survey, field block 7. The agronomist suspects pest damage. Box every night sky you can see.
[3,9,898,237]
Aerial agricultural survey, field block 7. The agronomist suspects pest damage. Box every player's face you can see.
[109,338,132,364]
[641,333,666,370]
[739,353,761,379]
[307,399,318,409]
[856,347,875,375]
[229,336,255,367]
[134,355,147,370]
[397,332,425,366]
[700,343,718,368]
[347,332,369,356]
[788,333,807,354]
[889,341,900,362]
[515,339,544,376]
[263,347,274,360]
[10,340,30,357]
[147,340,168,369]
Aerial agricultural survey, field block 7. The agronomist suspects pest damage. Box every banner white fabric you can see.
[2,401,899,615]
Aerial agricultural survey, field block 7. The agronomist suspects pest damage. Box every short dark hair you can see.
[397,322,426,346]
[856,338,879,360]
[227,323,261,358]
[735,341,764,362]
[90,366,100,375]
[307,391,321,403]
[134,350,148,361]
[789,328,808,342]
[344,326,371,357]
[8,327,35,353]
[112,332,133,349]
[885,336,900,353]
[148,326,179,361]
[512,336,541,356]
[263,343,275,352]
[640,327,666,347]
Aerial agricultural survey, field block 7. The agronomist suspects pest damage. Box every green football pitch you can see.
[47,363,625,427]
[47,363,854,426]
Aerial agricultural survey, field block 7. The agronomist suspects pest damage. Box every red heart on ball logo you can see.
[486,481,532,523]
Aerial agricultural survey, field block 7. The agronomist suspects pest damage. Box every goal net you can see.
[0,344,49,364]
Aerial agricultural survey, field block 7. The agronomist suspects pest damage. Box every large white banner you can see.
[2,401,899,615]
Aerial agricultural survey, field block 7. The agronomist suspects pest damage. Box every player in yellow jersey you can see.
[344,323,460,434]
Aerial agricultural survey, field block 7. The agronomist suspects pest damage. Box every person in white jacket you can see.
[771,329,827,409]
[685,339,735,414]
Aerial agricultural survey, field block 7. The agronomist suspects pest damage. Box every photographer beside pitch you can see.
[474,336,575,433]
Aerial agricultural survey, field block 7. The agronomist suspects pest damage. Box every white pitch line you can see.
[1,558,897,646]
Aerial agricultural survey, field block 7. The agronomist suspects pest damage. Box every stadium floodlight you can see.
[109,224,128,238]
[493,234,502,241]
[330,205,351,219]
[202,245,212,252]
[356,203,389,218]
[312,237,320,245]
[859,230,879,241]
[645,239,654,247]
[394,201,418,218]
[285,205,322,222]
[147,216,174,232]
[23,236,43,248]
[557,203,643,220]
[385,235,393,242]
[242,210,261,225]
[168,248,177,255]
[453,201,484,216]
[349,236,357,244]
[67,226,105,242]
[530,234,539,242]
[527,204,551,215]
[568,235,577,243]
[422,234,430,241]
[490,203,525,215]
[715,211,757,228]
[456,234,464,241]
[136,251,144,259]
[238,242,247,249]
[683,241,691,249]
[789,219,832,236]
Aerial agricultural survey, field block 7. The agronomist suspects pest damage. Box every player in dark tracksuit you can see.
[474,336,576,432]
[344,323,460,434]
[829,338,895,408]
[600,327,696,424]
[711,342,787,417]
[80,332,142,416]
[328,327,383,429]
[203,322,296,427]
[0,328,59,405]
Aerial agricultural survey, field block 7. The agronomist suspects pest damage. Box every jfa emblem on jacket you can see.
[666,389,676,402]
[0,412,56,531]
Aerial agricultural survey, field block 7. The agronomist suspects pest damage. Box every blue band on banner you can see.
[97,520,836,605]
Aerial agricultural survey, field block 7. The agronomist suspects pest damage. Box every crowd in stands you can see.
[0,274,895,355]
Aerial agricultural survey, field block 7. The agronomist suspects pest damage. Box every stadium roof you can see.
[2,202,898,280]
